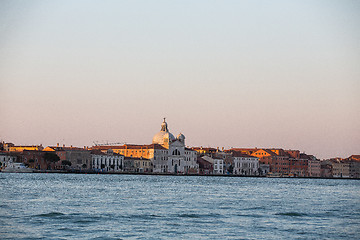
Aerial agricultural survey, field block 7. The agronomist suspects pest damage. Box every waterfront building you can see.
[232,152,259,175]
[308,156,321,177]
[43,144,67,169]
[320,158,350,178]
[329,159,350,178]
[20,150,48,170]
[320,161,333,177]
[248,148,310,177]
[0,151,18,169]
[251,149,284,174]
[289,154,309,177]
[197,157,213,174]
[347,155,360,178]
[63,146,91,170]
[44,145,91,170]
[151,119,198,173]
[91,149,123,172]
[122,157,152,173]
[9,145,43,152]
[91,119,199,174]
[200,156,224,174]
[123,157,135,172]
[259,163,270,176]
[124,157,153,173]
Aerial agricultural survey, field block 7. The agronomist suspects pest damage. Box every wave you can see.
[235,213,264,218]
[275,212,308,217]
[177,213,221,219]
[126,214,161,220]
[35,212,66,218]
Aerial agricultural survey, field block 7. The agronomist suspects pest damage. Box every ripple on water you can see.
[275,212,308,217]
[33,212,66,218]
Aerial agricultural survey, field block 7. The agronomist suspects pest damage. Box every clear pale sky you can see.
[1,0,359,159]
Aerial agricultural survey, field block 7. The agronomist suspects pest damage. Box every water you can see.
[0,173,359,240]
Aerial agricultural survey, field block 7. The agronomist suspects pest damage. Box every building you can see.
[21,150,48,170]
[133,157,152,173]
[91,119,199,174]
[308,156,321,177]
[320,161,333,178]
[9,145,43,152]
[123,157,135,172]
[330,159,350,178]
[232,151,259,175]
[321,158,350,178]
[151,119,198,173]
[91,149,124,172]
[44,145,91,170]
[259,163,270,176]
[191,147,218,155]
[2,142,15,152]
[197,157,213,175]
[0,152,18,169]
[347,155,360,178]
[65,147,91,170]
[289,154,309,177]
[201,155,224,174]
[251,149,283,174]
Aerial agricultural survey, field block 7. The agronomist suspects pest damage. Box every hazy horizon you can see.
[1,0,359,159]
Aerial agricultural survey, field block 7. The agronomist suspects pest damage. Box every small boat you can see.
[1,163,33,173]
[266,172,282,178]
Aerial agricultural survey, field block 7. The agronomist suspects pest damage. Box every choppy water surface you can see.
[0,174,359,239]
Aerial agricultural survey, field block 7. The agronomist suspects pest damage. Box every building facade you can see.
[201,156,224,174]
[91,149,124,172]
[0,152,18,169]
[91,119,199,174]
[308,157,321,177]
[232,152,259,175]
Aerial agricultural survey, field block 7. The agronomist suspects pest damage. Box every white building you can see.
[308,157,321,177]
[0,152,17,169]
[233,152,259,175]
[201,155,224,174]
[152,119,199,174]
[91,149,124,172]
[91,119,199,174]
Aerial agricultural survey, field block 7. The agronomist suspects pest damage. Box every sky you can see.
[0,0,359,159]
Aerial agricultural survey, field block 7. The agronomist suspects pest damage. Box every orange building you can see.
[10,145,43,152]
[91,144,166,159]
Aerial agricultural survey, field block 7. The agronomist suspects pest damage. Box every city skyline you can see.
[1,0,359,159]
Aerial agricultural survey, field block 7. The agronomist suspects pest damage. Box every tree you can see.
[44,152,60,163]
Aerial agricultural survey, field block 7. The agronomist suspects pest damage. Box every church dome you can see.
[177,133,185,141]
[152,118,175,145]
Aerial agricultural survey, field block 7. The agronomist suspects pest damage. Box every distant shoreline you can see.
[2,170,359,180]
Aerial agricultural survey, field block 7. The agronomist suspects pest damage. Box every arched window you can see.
[172,149,180,155]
